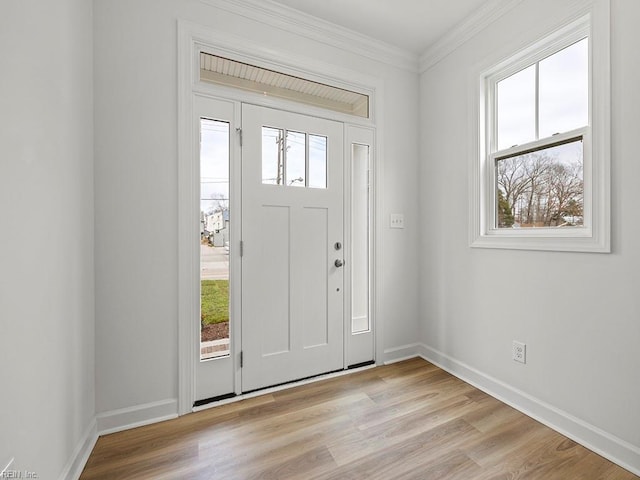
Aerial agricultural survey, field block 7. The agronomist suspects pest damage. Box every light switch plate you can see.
[390,213,404,229]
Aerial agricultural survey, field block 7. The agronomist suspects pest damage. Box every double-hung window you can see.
[471,7,610,252]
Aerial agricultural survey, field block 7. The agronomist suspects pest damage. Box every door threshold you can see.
[192,362,377,413]
[242,368,345,396]
[193,392,237,408]
[348,360,376,370]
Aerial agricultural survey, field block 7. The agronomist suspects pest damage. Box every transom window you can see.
[471,10,610,253]
[200,53,369,118]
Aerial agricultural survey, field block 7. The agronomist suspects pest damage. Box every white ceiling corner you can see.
[202,0,526,73]
[419,0,526,72]
[200,0,420,72]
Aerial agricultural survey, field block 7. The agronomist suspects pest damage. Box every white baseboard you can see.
[59,419,98,480]
[417,343,640,477]
[382,342,422,365]
[96,398,178,435]
[62,400,178,479]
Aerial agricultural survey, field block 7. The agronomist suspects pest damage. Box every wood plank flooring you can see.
[80,358,638,479]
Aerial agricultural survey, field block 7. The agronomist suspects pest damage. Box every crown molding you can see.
[419,0,525,73]
[200,0,419,73]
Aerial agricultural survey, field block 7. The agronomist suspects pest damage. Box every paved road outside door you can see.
[200,244,229,280]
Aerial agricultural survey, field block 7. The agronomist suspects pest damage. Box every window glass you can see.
[309,135,327,189]
[285,130,306,187]
[496,139,583,229]
[262,126,284,185]
[200,52,370,118]
[261,127,328,189]
[352,143,369,334]
[200,118,230,360]
[494,36,588,230]
[497,65,536,150]
[539,38,589,138]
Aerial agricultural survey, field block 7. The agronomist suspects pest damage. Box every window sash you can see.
[488,128,589,233]
[486,32,590,155]
[492,128,587,163]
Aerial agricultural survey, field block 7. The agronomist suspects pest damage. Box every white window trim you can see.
[470,1,610,253]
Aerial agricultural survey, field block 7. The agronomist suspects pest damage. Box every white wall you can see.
[93,0,419,418]
[419,0,639,471]
[0,1,95,479]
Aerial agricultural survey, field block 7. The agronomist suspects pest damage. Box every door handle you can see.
[334,259,344,268]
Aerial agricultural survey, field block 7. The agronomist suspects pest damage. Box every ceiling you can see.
[270,0,489,55]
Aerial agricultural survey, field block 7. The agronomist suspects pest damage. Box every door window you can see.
[261,127,327,189]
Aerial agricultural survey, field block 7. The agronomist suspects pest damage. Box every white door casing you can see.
[179,20,381,414]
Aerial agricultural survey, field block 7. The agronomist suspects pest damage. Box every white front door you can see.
[241,104,345,392]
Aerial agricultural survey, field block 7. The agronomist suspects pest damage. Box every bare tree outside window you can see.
[496,139,583,228]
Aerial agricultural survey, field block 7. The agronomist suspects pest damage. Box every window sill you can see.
[470,230,610,253]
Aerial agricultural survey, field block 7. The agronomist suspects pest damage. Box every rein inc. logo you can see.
[1,459,38,479]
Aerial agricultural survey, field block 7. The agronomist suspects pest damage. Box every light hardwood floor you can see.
[80,358,638,479]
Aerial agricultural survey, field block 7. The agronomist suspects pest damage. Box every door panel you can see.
[241,104,344,392]
[258,205,291,356]
[298,207,329,348]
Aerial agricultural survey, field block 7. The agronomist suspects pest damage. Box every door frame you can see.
[177,20,384,415]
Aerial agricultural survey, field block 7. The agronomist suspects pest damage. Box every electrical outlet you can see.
[390,213,404,229]
[513,341,526,364]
